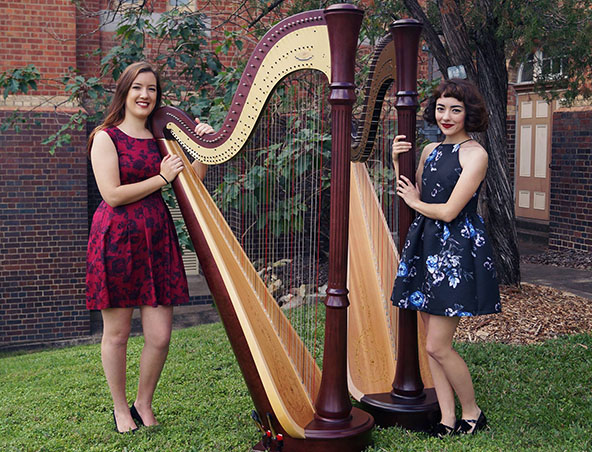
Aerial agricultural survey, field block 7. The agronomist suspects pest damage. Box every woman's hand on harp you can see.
[392,135,412,160]
[391,135,412,178]
[194,118,215,136]
[160,154,184,184]
[191,118,213,181]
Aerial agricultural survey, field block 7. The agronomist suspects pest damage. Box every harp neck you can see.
[152,10,331,164]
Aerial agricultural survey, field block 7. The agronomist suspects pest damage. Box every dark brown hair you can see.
[87,61,162,154]
[423,78,488,132]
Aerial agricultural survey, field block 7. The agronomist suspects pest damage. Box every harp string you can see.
[206,71,329,395]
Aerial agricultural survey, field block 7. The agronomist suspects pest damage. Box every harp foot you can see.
[252,407,374,452]
[361,387,440,432]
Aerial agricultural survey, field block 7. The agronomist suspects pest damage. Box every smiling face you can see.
[124,71,158,121]
[435,96,467,141]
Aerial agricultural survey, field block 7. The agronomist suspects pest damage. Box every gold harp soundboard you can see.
[152,5,437,451]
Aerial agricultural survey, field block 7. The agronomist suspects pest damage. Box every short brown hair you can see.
[423,78,488,132]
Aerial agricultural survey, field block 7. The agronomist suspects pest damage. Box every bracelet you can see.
[159,173,170,185]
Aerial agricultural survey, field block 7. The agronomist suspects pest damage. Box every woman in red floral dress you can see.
[86,62,213,433]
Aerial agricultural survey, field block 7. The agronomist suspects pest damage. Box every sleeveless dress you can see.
[391,142,501,317]
[86,127,189,310]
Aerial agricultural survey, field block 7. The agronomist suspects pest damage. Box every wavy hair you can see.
[423,78,488,133]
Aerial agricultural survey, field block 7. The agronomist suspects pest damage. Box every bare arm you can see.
[396,144,488,223]
[90,130,183,207]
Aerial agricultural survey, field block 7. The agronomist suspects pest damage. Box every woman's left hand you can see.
[194,118,215,136]
[396,175,420,208]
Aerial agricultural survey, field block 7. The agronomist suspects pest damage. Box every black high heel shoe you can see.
[455,411,487,435]
[112,410,138,434]
[130,402,145,427]
[431,422,457,438]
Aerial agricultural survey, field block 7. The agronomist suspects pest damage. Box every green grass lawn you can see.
[1,323,591,451]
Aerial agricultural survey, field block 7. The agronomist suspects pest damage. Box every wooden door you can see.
[515,93,553,221]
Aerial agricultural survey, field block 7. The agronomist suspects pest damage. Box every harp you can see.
[153,5,373,451]
[346,21,439,429]
[151,4,435,451]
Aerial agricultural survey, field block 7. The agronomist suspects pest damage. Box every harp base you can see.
[252,407,374,452]
[361,388,440,432]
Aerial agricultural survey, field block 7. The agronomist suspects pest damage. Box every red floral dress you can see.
[86,127,189,309]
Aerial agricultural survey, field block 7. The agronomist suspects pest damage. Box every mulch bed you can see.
[456,283,592,345]
[521,248,592,270]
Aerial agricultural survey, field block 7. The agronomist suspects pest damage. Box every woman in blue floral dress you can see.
[391,79,500,438]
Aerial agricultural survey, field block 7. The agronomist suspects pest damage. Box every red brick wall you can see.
[549,109,592,252]
[76,0,102,80]
[0,112,89,349]
[0,0,77,95]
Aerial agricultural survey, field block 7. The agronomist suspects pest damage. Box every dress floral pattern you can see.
[86,127,189,310]
[391,143,501,317]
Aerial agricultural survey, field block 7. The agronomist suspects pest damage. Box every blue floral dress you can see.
[391,142,501,317]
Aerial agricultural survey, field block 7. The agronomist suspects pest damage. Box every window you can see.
[167,0,196,11]
[517,50,565,84]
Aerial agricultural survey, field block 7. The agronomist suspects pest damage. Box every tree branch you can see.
[248,0,286,29]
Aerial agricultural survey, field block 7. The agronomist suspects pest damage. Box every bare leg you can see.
[101,307,137,432]
[421,313,481,424]
[134,305,174,426]
[420,312,456,428]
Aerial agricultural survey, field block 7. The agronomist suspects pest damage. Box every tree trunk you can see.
[402,0,451,72]
[401,0,521,285]
[438,0,477,80]
[474,0,520,285]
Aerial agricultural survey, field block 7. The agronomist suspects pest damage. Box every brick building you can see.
[1,0,89,349]
[1,1,590,350]
[507,56,592,251]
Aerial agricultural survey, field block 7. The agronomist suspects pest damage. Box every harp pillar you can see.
[359,19,440,431]
[313,2,364,422]
[273,4,375,450]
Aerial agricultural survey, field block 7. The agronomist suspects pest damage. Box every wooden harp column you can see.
[313,4,363,422]
[347,19,440,431]
[152,4,374,452]
[391,19,425,400]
